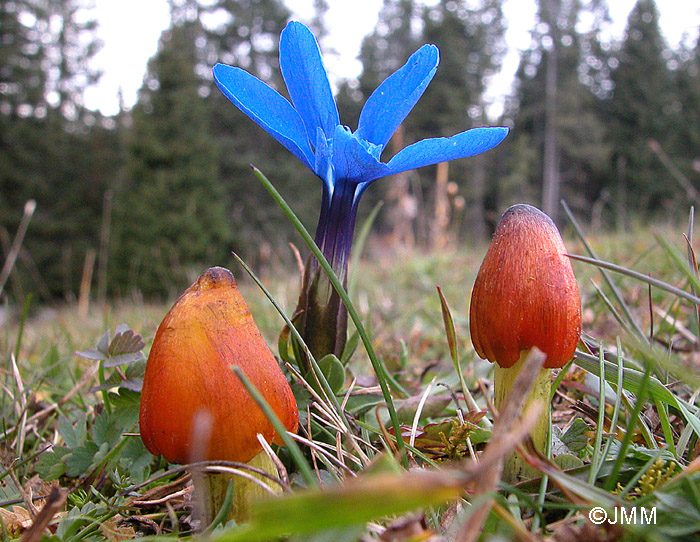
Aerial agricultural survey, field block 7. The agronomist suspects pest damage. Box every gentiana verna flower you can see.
[213,21,508,362]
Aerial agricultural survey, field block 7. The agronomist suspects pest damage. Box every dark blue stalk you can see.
[314,179,360,286]
[295,178,361,366]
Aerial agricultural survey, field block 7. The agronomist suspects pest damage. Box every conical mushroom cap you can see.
[139,267,298,464]
[469,204,581,369]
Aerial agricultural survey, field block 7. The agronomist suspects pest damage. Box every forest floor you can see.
[2,220,700,541]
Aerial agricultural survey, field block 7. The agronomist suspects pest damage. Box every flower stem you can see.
[493,352,551,484]
[252,167,408,465]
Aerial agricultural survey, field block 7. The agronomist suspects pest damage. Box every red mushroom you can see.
[139,266,298,520]
[470,204,581,482]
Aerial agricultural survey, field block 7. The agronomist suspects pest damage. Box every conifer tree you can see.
[503,0,611,221]
[0,0,51,117]
[1,0,112,301]
[114,11,230,297]
[357,0,420,99]
[203,0,323,264]
[675,33,700,179]
[417,0,506,240]
[48,0,102,124]
[351,0,506,243]
[608,0,679,213]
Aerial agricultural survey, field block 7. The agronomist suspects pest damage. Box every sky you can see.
[83,0,700,118]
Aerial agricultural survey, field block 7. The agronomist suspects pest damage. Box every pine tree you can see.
[675,33,700,179]
[1,0,114,302]
[48,0,102,124]
[350,0,507,243]
[415,0,507,242]
[0,0,51,117]
[202,0,324,266]
[608,0,679,214]
[503,0,611,221]
[113,12,230,297]
[357,0,420,100]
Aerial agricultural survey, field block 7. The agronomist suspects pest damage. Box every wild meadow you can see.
[2,206,700,541]
[3,1,700,540]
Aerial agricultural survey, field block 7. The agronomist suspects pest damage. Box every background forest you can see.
[2,0,700,303]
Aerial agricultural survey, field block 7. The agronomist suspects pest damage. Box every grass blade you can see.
[561,200,645,339]
[568,253,700,306]
[231,367,316,487]
[251,166,407,464]
[348,201,383,298]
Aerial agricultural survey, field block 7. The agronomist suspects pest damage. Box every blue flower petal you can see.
[384,127,509,178]
[332,126,392,183]
[280,21,340,149]
[213,63,314,170]
[314,127,334,193]
[357,45,439,148]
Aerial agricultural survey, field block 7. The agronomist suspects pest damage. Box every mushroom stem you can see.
[493,351,551,484]
[204,451,281,525]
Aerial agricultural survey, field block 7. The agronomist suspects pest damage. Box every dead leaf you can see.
[99,515,137,541]
[0,505,33,536]
[20,486,66,542]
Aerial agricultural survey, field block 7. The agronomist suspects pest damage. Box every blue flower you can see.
[213,21,508,360]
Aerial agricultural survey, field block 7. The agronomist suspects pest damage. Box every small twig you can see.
[410,377,436,449]
[648,279,654,344]
[477,378,496,418]
[200,466,279,496]
[20,486,66,542]
[130,486,192,507]
[119,461,282,498]
[288,433,356,475]
[257,434,290,491]
[0,200,36,298]
[288,242,305,284]
[648,139,700,206]
[10,354,28,456]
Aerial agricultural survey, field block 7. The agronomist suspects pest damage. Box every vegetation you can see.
[3,217,700,540]
[2,0,700,540]
[2,0,700,301]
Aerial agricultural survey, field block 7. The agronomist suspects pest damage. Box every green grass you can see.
[2,219,700,541]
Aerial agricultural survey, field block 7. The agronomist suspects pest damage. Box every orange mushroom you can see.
[469,204,581,482]
[139,266,298,519]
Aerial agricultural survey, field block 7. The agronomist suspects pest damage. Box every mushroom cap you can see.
[139,267,299,464]
[469,204,581,369]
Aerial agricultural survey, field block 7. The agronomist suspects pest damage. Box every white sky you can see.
[84,0,700,118]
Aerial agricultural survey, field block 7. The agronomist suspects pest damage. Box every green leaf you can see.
[436,286,458,364]
[35,447,70,481]
[64,441,100,478]
[74,348,106,361]
[575,350,700,438]
[277,324,294,365]
[213,470,464,542]
[58,414,87,449]
[119,438,153,484]
[561,418,590,453]
[108,327,145,357]
[317,354,346,394]
[92,411,123,448]
[103,352,143,368]
[553,453,584,470]
[340,329,359,364]
[96,330,110,356]
[110,387,141,409]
